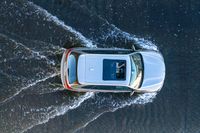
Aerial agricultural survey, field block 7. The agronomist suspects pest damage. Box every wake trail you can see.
[105,24,158,50]
[27,1,96,48]
[0,73,60,106]
[20,2,158,132]
[0,2,160,132]
[0,2,97,132]
[74,93,157,132]
[0,33,56,65]
[64,1,158,50]
[95,13,158,50]
[22,92,94,133]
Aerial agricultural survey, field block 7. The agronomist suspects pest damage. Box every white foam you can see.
[37,87,65,95]
[101,24,158,50]
[22,92,94,133]
[27,2,96,48]
[88,12,158,50]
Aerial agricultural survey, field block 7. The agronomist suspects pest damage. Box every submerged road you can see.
[0,0,200,133]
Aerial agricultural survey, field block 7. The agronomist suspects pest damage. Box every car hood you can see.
[139,51,165,92]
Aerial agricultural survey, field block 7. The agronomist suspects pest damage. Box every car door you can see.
[80,85,132,92]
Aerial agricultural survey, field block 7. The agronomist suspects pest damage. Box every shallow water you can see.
[0,0,200,133]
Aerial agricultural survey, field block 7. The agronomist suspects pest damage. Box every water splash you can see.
[0,2,160,133]
[19,3,158,132]
[27,1,96,48]
[22,92,94,133]
[100,24,158,50]
[69,2,158,50]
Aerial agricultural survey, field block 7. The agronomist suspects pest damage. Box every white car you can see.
[61,48,165,94]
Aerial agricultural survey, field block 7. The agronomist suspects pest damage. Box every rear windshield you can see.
[103,59,126,80]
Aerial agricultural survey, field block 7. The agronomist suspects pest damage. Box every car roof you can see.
[77,54,131,86]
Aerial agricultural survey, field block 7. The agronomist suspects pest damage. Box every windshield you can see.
[129,53,143,89]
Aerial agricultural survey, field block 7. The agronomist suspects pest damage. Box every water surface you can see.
[0,0,200,133]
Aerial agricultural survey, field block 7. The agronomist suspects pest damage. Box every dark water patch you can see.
[77,0,194,33]
[182,35,200,133]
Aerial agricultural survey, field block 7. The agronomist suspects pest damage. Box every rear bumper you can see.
[60,49,72,89]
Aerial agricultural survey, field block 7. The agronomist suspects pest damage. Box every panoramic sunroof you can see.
[103,59,126,80]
